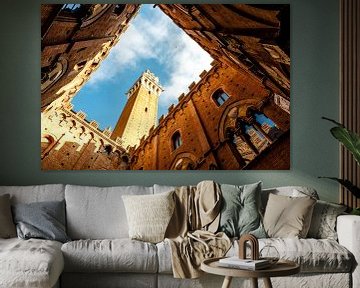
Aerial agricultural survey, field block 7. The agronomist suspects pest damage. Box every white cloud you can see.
[86,5,213,110]
[159,32,213,107]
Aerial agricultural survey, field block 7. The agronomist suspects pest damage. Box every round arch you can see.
[170,152,197,170]
[218,99,260,142]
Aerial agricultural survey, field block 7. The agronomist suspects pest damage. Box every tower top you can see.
[126,69,163,99]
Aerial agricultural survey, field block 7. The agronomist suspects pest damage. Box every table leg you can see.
[251,278,258,288]
[221,276,232,288]
[263,277,273,288]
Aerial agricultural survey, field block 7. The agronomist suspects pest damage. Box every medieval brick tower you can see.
[111,70,163,148]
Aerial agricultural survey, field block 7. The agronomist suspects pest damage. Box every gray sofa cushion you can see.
[65,185,153,239]
[12,200,70,243]
[0,184,65,204]
[228,238,353,273]
[61,239,158,273]
[0,238,64,288]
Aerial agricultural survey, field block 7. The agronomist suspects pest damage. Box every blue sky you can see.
[71,4,213,131]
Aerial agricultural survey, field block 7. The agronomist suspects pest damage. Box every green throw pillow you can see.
[218,182,266,238]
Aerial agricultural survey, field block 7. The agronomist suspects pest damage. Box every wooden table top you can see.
[201,257,300,278]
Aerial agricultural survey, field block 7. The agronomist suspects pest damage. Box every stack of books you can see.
[218,257,271,270]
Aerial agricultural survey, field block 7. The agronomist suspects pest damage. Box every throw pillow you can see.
[0,194,16,238]
[122,191,175,243]
[307,200,347,240]
[218,182,266,238]
[12,200,70,243]
[263,193,316,238]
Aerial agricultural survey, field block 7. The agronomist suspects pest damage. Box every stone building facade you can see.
[41,4,140,109]
[158,4,290,107]
[41,103,129,170]
[41,4,290,170]
[40,4,140,170]
[129,61,289,170]
[130,4,290,170]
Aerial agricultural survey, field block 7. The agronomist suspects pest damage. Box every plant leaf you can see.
[330,126,360,165]
[322,116,345,127]
[319,177,360,198]
[322,117,360,165]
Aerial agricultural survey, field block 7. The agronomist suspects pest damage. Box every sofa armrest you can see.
[337,215,360,288]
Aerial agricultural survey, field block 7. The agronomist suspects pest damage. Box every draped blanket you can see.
[165,181,231,278]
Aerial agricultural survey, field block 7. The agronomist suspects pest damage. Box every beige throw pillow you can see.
[122,191,175,243]
[0,194,17,238]
[263,193,316,238]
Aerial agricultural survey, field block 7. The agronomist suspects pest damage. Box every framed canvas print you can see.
[41,4,290,170]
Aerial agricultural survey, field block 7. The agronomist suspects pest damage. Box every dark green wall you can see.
[0,0,340,202]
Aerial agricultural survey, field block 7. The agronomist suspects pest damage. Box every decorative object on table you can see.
[217,234,272,270]
[319,117,360,212]
[218,257,271,270]
[238,233,259,260]
[259,245,280,265]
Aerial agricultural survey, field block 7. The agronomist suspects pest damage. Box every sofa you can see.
[0,183,359,288]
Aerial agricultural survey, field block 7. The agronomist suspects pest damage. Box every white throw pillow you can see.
[122,191,175,243]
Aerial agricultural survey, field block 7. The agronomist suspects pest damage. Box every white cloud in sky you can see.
[87,5,213,110]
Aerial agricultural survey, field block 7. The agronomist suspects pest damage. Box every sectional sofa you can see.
[0,184,359,288]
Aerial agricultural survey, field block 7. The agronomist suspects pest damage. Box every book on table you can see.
[218,257,271,270]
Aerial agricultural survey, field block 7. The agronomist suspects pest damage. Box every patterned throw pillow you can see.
[263,193,316,238]
[218,182,266,238]
[307,200,347,240]
[122,191,175,243]
[0,194,16,238]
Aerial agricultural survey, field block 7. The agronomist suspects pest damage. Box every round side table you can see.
[201,257,300,288]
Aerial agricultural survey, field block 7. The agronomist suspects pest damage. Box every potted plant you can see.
[320,117,360,215]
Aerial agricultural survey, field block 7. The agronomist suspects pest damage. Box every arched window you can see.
[41,57,68,93]
[172,131,182,150]
[252,111,282,141]
[61,4,82,12]
[209,164,218,170]
[212,89,230,106]
[236,119,269,153]
[174,158,194,170]
[41,135,56,159]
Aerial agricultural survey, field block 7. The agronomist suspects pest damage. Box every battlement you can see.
[126,69,164,98]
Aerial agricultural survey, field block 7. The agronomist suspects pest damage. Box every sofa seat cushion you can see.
[62,239,158,273]
[157,238,353,274]
[0,238,64,288]
[229,238,353,273]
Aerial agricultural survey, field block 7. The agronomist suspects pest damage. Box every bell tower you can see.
[111,70,163,148]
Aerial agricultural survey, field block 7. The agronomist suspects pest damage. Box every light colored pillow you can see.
[0,194,16,238]
[307,200,347,240]
[263,193,316,238]
[218,182,266,238]
[122,191,175,243]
